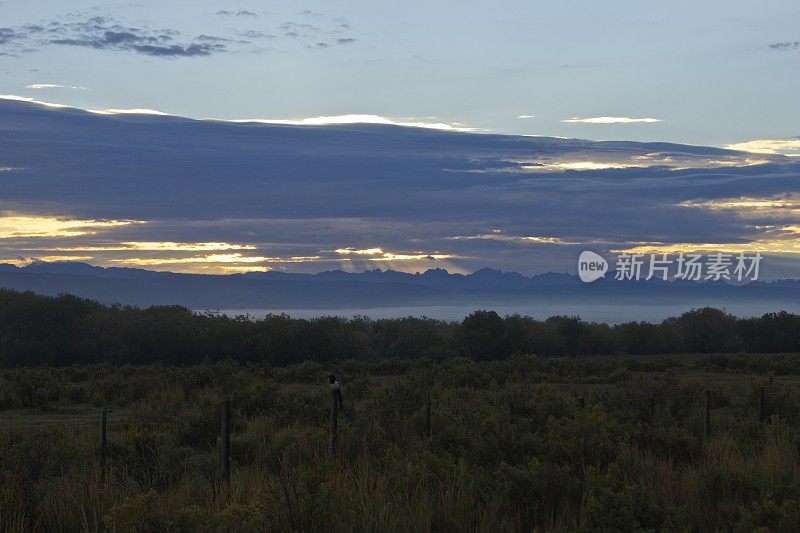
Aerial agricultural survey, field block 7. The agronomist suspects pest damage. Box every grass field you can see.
[3,354,800,531]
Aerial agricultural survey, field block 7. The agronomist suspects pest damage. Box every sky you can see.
[0,0,798,147]
[1,98,799,278]
[0,1,799,279]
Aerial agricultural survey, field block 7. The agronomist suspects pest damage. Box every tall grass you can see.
[3,356,800,531]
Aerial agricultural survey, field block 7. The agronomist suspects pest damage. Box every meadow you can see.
[3,354,800,532]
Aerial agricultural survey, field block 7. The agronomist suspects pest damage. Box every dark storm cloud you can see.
[1,97,798,276]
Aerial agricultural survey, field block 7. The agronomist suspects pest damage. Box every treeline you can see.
[1,289,799,366]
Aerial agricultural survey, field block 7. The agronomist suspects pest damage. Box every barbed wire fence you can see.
[1,384,796,491]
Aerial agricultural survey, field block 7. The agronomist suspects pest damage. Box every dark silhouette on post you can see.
[704,391,711,440]
[328,375,343,410]
[221,400,230,484]
[101,408,107,484]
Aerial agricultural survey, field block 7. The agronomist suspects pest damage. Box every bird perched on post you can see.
[328,374,343,409]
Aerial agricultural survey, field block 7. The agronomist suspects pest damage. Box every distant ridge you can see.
[1,261,577,288]
[1,261,799,313]
[243,266,581,289]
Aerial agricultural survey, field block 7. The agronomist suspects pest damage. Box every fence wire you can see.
[3,385,800,488]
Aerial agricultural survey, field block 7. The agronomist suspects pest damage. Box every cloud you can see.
[615,221,800,255]
[335,247,457,261]
[725,139,800,156]
[26,83,89,90]
[50,242,257,252]
[1,95,472,131]
[216,10,258,17]
[1,16,229,57]
[457,152,770,175]
[769,41,799,51]
[448,232,574,244]
[335,247,384,255]
[237,30,273,39]
[562,116,661,124]
[219,114,477,131]
[679,194,800,217]
[276,15,357,46]
[113,253,272,265]
[108,253,325,274]
[613,241,800,254]
[524,161,648,171]
[0,95,170,116]
[1,11,356,57]
[517,115,535,119]
[0,214,141,238]
[3,255,94,266]
[0,27,16,45]
[280,22,320,34]
[88,108,169,115]
[0,94,72,108]
[4,96,800,277]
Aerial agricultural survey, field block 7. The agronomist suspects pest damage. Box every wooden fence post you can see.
[578,397,586,410]
[221,400,230,484]
[330,390,338,457]
[101,408,107,484]
[703,390,711,440]
[426,392,432,438]
[757,387,765,422]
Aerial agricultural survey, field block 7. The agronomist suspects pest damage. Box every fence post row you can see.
[95,384,784,484]
[221,400,230,484]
